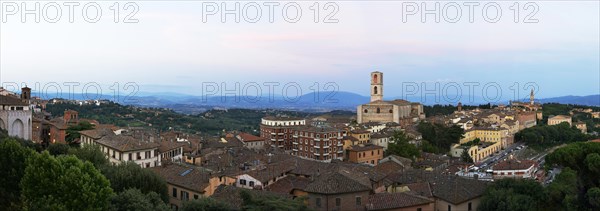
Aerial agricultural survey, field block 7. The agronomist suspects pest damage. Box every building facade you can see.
[260,117,306,150]
[357,71,425,125]
[346,144,384,166]
[292,126,344,162]
[0,92,32,140]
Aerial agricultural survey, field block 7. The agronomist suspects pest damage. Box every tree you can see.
[587,187,600,209]
[240,190,308,211]
[100,162,169,202]
[20,152,114,210]
[478,179,545,211]
[109,188,169,211]
[65,121,95,145]
[461,149,473,163]
[181,197,233,211]
[69,144,109,168]
[387,131,420,159]
[545,168,579,210]
[0,139,35,210]
[417,122,464,153]
[47,143,71,156]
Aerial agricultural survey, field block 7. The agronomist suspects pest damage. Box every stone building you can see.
[357,71,425,126]
[0,88,32,140]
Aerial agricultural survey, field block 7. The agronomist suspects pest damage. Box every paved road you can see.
[475,142,526,170]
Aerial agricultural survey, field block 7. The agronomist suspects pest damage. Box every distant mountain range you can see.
[32,91,599,114]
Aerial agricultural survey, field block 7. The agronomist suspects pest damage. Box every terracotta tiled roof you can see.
[80,128,114,139]
[266,175,311,195]
[367,192,433,210]
[431,176,488,204]
[149,164,210,193]
[95,134,159,152]
[349,144,384,152]
[303,168,372,194]
[0,95,27,106]
[493,159,536,171]
[237,132,265,142]
[158,141,187,153]
[405,182,433,198]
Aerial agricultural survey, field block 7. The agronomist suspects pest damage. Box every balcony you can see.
[337,143,343,146]
[293,142,298,145]
[323,153,330,156]
[323,145,330,149]
[292,149,298,151]
[293,135,298,138]
[314,152,320,156]
[337,150,344,154]
[314,138,321,142]
[314,145,321,149]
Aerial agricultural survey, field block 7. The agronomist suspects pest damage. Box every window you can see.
[249,181,255,187]
[336,198,341,207]
[316,198,322,208]
[172,187,178,198]
[448,205,451,211]
[468,202,472,211]
[364,109,368,113]
[240,179,247,185]
[181,191,189,201]
[194,194,199,200]
[356,196,362,205]
[417,208,422,211]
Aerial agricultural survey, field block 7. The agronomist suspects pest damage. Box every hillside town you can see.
[1,72,599,211]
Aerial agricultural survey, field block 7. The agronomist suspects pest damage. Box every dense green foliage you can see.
[109,188,170,211]
[100,162,170,202]
[480,142,600,211]
[387,131,420,159]
[20,152,114,210]
[182,197,234,211]
[461,149,473,163]
[423,104,476,116]
[65,121,95,144]
[240,190,309,211]
[47,143,71,156]
[69,144,109,168]
[0,128,170,210]
[0,139,35,210]
[417,122,464,153]
[46,102,328,135]
[479,179,545,211]
[514,122,589,149]
[541,103,600,133]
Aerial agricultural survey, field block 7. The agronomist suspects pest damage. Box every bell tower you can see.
[529,89,535,105]
[371,71,383,102]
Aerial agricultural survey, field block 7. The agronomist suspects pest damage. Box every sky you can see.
[1,1,598,102]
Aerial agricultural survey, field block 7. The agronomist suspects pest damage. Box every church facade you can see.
[0,87,32,140]
[357,71,425,125]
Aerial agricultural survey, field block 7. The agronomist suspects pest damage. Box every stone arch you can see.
[374,86,378,95]
[376,108,381,113]
[373,74,378,83]
[11,119,24,138]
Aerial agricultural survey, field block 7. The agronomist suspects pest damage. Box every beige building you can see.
[548,115,572,126]
[357,72,425,126]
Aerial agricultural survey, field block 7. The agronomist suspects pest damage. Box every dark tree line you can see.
[417,122,464,154]
[514,122,590,149]
[479,142,600,211]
